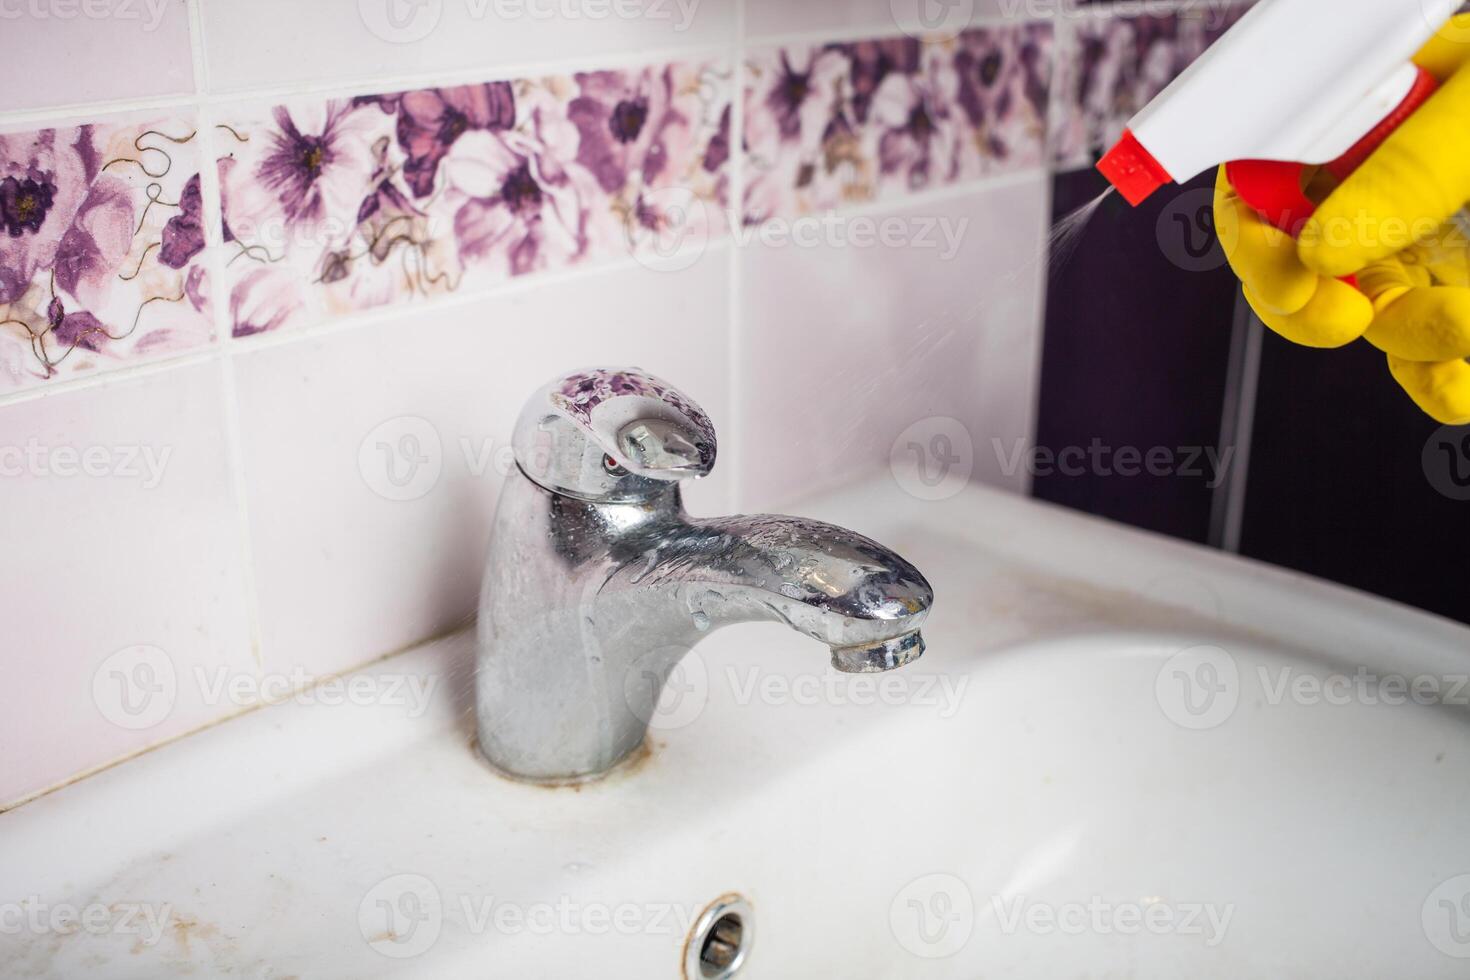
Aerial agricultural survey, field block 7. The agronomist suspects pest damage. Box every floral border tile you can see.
[1050,3,1254,171]
[216,59,732,339]
[743,23,1053,225]
[0,114,214,392]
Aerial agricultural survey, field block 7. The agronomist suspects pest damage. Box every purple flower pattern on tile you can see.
[1050,4,1256,171]
[217,59,731,338]
[160,174,207,269]
[552,368,716,453]
[0,117,213,390]
[743,24,1053,224]
[396,82,517,199]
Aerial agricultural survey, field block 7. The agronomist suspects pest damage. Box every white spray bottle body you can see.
[1099,0,1463,206]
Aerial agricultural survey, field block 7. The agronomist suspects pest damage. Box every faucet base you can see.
[473,735,654,788]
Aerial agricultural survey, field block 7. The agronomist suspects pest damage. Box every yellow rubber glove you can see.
[1214,12,1470,425]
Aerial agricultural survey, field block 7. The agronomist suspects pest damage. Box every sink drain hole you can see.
[685,895,753,979]
[700,913,743,973]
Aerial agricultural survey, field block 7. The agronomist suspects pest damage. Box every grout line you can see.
[1044,0,1072,173]
[0,699,259,815]
[185,0,210,96]
[740,0,1252,49]
[727,0,747,513]
[0,621,475,815]
[218,354,266,671]
[189,7,268,678]
[0,94,200,133]
[1056,0,1258,21]
[1022,0,1072,499]
[745,11,1059,49]
[0,349,223,409]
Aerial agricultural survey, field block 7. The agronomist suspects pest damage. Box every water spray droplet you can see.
[1047,186,1116,276]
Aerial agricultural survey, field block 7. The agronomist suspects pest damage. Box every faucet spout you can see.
[606,512,931,670]
[475,368,935,784]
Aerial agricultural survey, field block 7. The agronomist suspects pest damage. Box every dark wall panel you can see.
[1034,168,1240,543]
[1241,333,1470,625]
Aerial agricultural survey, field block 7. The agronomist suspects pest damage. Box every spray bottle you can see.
[1097,0,1464,245]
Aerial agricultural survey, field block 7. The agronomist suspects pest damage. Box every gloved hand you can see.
[1213,12,1470,425]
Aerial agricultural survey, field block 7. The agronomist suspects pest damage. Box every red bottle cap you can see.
[1097,129,1173,206]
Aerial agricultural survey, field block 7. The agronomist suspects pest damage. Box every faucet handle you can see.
[513,368,718,501]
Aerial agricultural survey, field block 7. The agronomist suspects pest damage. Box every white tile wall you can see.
[200,0,738,94]
[0,0,195,113]
[0,361,257,807]
[735,175,1051,508]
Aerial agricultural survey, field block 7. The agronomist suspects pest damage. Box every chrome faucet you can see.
[476,368,934,783]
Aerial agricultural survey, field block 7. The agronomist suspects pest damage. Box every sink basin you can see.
[5,480,1470,978]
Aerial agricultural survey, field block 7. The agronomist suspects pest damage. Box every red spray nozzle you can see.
[1097,129,1173,206]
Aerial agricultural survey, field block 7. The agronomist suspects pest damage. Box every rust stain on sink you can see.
[471,736,662,791]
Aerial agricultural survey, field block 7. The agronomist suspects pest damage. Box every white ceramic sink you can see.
[5,481,1470,978]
